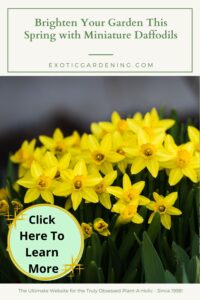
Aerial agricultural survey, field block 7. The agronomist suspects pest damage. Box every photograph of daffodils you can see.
[0,108,199,283]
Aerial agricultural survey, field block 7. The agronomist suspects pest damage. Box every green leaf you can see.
[122,268,138,283]
[147,212,161,243]
[191,233,199,257]
[186,256,200,283]
[85,245,93,265]
[142,232,165,283]
[181,264,189,283]
[172,242,190,265]
[84,260,99,283]
[164,270,178,283]
[97,267,105,283]
[91,232,102,266]
[108,237,123,281]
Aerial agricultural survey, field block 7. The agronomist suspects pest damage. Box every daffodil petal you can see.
[53,183,72,196]
[100,193,111,209]
[17,178,35,188]
[74,159,87,176]
[100,162,113,175]
[59,152,71,169]
[85,176,102,187]
[146,201,156,210]
[106,186,123,198]
[161,214,171,230]
[131,157,146,174]
[153,192,163,203]
[24,188,40,203]
[123,174,132,190]
[166,207,182,215]
[188,126,199,145]
[39,136,54,149]
[44,152,57,168]
[82,188,98,203]
[53,128,64,140]
[106,152,124,163]
[101,134,112,152]
[103,171,117,186]
[182,168,198,183]
[164,192,178,206]
[88,135,99,151]
[148,212,155,224]
[132,181,145,194]
[71,191,82,210]
[138,195,150,205]
[131,213,143,224]
[41,190,54,204]
[169,168,183,186]
[146,159,159,178]
[137,128,149,145]
[31,161,43,179]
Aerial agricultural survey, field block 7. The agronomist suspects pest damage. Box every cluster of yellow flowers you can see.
[10,108,200,230]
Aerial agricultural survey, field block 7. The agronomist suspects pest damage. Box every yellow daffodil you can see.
[10,139,36,169]
[107,173,149,224]
[117,202,143,224]
[86,133,124,174]
[93,218,111,236]
[17,160,57,204]
[39,128,75,155]
[91,111,129,140]
[93,170,117,209]
[111,131,137,173]
[162,135,199,185]
[100,111,129,134]
[188,126,200,153]
[81,222,93,239]
[53,159,101,210]
[108,173,149,206]
[43,151,71,180]
[127,108,175,137]
[147,192,182,230]
[124,128,170,177]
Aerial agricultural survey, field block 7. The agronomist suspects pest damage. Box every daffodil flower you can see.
[111,131,137,173]
[107,173,149,224]
[43,151,71,180]
[86,133,124,174]
[117,203,143,224]
[93,169,117,209]
[81,222,93,239]
[99,111,129,134]
[162,135,199,185]
[147,192,182,230]
[124,128,171,178]
[39,128,76,155]
[17,160,57,204]
[53,159,102,210]
[10,139,36,176]
[128,108,175,137]
[93,218,111,236]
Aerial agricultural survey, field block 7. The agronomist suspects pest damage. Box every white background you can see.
[0,0,200,75]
